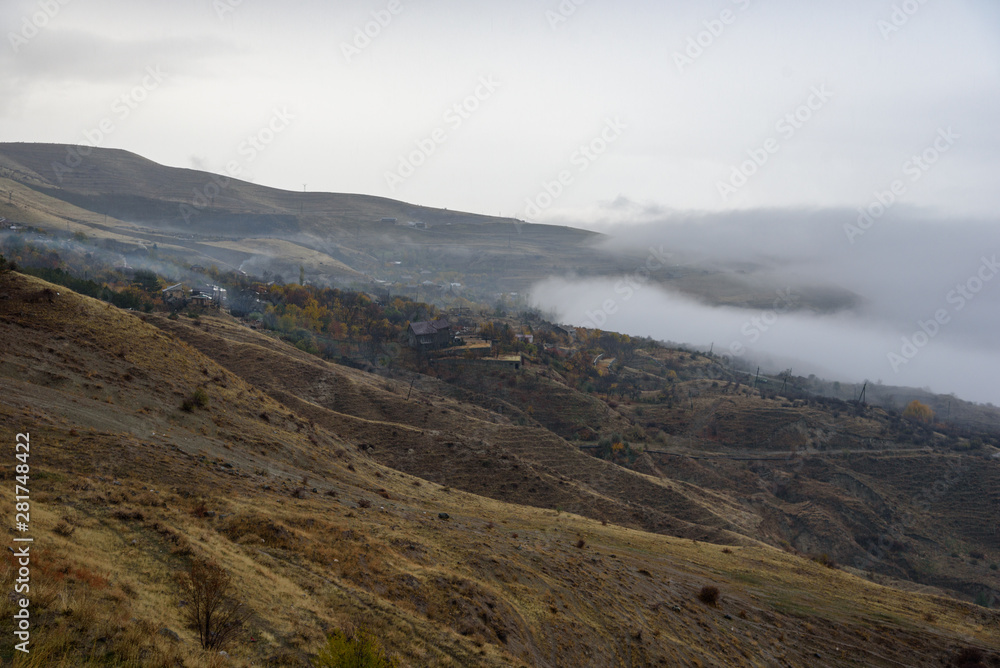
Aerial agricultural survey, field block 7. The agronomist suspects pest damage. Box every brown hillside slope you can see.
[0,143,861,306]
[152,311,1000,606]
[0,272,998,666]
[149,312,753,544]
[0,143,525,231]
[0,143,609,291]
[609,374,1000,603]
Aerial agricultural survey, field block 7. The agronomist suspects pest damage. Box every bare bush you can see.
[53,521,75,537]
[176,559,251,650]
[698,586,720,607]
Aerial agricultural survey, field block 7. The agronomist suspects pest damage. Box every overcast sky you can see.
[2,0,999,220]
[4,0,999,405]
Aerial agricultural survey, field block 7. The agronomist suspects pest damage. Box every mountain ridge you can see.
[0,142,860,311]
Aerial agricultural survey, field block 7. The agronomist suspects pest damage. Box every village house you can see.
[190,284,226,309]
[407,319,451,351]
[189,293,216,309]
[161,283,186,309]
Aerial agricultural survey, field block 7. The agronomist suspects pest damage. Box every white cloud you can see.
[1,0,998,217]
[530,207,1000,405]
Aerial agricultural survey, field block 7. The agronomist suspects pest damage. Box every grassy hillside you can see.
[167,307,1000,608]
[148,313,745,545]
[1,271,997,666]
[0,142,864,311]
[0,142,609,293]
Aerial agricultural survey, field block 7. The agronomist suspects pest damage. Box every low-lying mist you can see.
[531,203,1000,406]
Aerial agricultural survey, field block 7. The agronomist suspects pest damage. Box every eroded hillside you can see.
[154,307,1000,611]
[1,272,997,666]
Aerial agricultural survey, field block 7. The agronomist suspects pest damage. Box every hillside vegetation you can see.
[154,299,1000,609]
[1,270,998,666]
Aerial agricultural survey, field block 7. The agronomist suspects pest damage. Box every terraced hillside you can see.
[1,271,999,666]
[145,290,1000,611]
[150,313,745,545]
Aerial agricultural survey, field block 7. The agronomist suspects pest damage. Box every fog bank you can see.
[532,205,1000,406]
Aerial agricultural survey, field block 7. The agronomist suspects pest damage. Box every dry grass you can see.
[0,273,997,667]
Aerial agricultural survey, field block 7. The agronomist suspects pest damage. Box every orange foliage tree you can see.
[902,400,934,424]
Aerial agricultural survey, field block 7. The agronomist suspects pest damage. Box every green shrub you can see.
[313,625,398,667]
[182,388,210,412]
[192,387,209,408]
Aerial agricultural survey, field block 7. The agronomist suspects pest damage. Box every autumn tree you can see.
[228,289,261,318]
[902,400,934,424]
[131,269,160,293]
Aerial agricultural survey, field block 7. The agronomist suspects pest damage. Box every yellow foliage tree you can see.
[902,400,934,424]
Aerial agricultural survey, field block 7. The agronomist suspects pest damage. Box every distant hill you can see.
[0,142,611,292]
[0,142,861,310]
[0,142,537,230]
